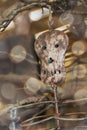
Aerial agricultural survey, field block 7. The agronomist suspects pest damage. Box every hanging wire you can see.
[48,5,54,30]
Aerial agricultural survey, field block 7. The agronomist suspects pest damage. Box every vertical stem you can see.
[53,86,60,130]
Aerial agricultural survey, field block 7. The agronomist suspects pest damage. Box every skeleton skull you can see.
[35,30,69,87]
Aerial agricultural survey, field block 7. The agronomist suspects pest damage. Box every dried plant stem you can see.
[22,114,54,124]
[53,86,60,130]
[64,112,86,116]
[63,97,87,104]
[0,2,46,32]
[16,100,53,109]
[55,116,87,121]
[21,116,87,127]
[21,116,53,127]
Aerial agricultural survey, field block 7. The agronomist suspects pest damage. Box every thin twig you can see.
[55,116,87,121]
[22,104,53,129]
[21,116,53,127]
[64,112,86,116]
[0,2,47,32]
[0,100,53,116]
[15,96,87,110]
[15,100,54,109]
[53,86,60,129]
[63,97,87,104]
[21,104,53,124]
[1,97,87,116]
[22,114,54,124]
[21,115,87,127]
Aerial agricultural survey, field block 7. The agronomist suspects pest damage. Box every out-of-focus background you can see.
[0,0,87,130]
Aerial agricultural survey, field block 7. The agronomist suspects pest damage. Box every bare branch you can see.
[0,1,47,32]
[21,115,87,127]
[55,116,87,121]
[21,116,53,127]
[0,0,86,32]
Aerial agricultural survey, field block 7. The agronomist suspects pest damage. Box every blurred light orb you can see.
[0,40,9,59]
[10,45,27,63]
[72,41,86,56]
[1,83,16,100]
[24,77,45,94]
[0,101,4,110]
[73,64,87,79]
[72,15,83,25]
[85,29,87,38]
[29,10,42,21]
[74,88,87,105]
[29,8,49,21]
[59,11,74,25]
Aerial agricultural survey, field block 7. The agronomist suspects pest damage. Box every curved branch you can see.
[0,2,47,32]
[0,0,86,32]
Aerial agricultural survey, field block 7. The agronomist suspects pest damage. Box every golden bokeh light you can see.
[73,64,87,79]
[72,41,86,56]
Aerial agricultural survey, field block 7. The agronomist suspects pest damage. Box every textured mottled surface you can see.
[35,30,69,87]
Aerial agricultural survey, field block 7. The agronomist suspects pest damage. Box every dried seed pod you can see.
[34,30,69,87]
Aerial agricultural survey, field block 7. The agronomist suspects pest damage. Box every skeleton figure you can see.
[35,30,69,87]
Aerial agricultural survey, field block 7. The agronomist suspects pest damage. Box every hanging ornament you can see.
[34,16,69,129]
[34,5,69,129]
[35,30,69,87]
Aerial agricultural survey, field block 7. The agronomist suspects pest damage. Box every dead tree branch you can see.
[0,1,47,32]
[0,0,87,32]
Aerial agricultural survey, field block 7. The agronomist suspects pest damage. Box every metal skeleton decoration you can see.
[34,30,69,129]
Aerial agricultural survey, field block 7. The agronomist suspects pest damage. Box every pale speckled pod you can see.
[35,30,69,87]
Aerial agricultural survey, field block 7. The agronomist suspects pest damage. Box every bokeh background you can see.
[0,0,87,130]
